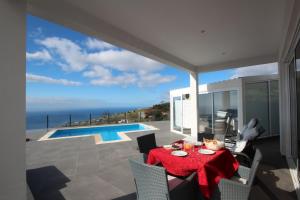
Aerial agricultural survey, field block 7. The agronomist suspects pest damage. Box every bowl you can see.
[203,138,225,151]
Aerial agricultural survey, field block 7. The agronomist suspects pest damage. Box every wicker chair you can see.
[137,133,157,161]
[225,118,265,167]
[211,149,262,200]
[129,158,197,200]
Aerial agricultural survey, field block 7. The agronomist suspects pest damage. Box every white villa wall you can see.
[182,99,192,128]
[170,78,243,134]
[0,1,26,200]
[170,76,280,136]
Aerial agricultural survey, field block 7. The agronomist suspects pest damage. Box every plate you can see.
[171,150,188,157]
[163,145,172,149]
[198,149,215,155]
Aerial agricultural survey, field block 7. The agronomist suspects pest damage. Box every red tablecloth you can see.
[147,145,239,199]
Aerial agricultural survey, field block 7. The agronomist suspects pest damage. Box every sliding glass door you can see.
[290,39,300,176]
[198,93,213,133]
[198,90,238,136]
[213,91,238,135]
[245,82,269,137]
[297,41,300,172]
[269,80,280,136]
[245,80,279,137]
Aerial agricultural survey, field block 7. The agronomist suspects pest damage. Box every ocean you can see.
[26,107,138,131]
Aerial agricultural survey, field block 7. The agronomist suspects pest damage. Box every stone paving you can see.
[26,121,184,200]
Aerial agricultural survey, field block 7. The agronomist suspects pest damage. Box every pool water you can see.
[49,123,150,141]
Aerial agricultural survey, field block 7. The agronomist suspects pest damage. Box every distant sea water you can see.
[26,107,138,131]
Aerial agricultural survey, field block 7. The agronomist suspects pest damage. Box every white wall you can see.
[0,1,26,199]
[170,78,243,133]
[182,99,192,128]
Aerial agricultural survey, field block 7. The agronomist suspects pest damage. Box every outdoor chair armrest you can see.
[212,178,251,200]
[232,152,250,160]
[232,152,251,165]
[236,165,250,180]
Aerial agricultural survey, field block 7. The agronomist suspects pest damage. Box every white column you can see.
[0,1,26,200]
[190,71,199,138]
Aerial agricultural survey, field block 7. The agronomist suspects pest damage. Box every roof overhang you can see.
[27,0,294,73]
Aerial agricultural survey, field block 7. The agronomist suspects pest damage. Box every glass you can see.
[183,141,194,152]
[269,80,280,136]
[198,93,213,133]
[213,91,238,135]
[173,96,182,132]
[289,58,297,164]
[245,82,269,137]
[198,91,238,136]
[297,40,300,175]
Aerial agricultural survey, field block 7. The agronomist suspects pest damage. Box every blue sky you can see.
[26,15,278,111]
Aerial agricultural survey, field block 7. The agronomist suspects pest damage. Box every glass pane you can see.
[198,93,212,133]
[182,95,191,135]
[269,80,280,136]
[213,91,238,136]
[296,40,300,166]
[245,82,269,137]
[289,58,297,163]
[173,96,182,132]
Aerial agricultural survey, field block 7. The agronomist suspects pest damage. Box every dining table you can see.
[147,141,239,199]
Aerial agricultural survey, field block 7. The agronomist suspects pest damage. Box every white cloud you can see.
[86,50,164,74]
[83,66,137,86]
[83,66,175,87]
[35,36,176,87]
[231,63,278,79]
[37,37,87,71]
[26,73,82,86]
[26,49,52,61]
[85,37,115,50]
[137,73,176,87]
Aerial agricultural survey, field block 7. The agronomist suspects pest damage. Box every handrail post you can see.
[69,114,72,127]
[125,112,127,123]
[46,115,49,130]
[89,113,92,126]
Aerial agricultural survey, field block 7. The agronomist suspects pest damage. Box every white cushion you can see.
[167,175,184,190]
[242,128,258,141]
[233,140,247,153]
[247,118,257,128]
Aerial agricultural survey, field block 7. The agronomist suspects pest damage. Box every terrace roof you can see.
[27,0,293,73]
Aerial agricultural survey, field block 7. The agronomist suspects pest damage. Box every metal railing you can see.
[42,111,169,130]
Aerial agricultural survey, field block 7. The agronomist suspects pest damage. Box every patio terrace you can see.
[26,121,297,200]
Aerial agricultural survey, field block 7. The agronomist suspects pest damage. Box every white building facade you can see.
[170,75,279,139]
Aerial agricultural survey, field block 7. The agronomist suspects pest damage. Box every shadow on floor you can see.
[27,166,70,200]
[251,137,297,200]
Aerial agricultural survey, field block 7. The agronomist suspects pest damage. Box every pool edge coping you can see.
[38,123,159,144]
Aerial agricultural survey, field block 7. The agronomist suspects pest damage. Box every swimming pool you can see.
[39,123,156,144]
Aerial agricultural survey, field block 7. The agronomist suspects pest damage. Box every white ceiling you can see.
[28,0,293,72]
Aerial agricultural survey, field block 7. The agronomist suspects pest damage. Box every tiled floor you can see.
[26,121,297,200]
